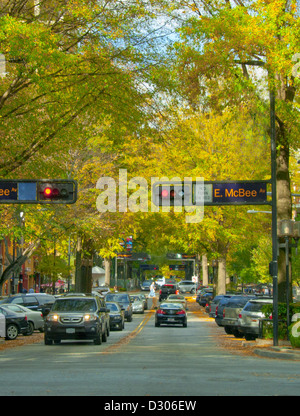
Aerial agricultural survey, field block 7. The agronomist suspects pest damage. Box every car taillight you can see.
[176,310,186,315]
[223,310,225,318]
[175,290,179,295]
[25,315,27,321]
[157,309,166,314]
[159,290,162,294]
[238,313,242,319]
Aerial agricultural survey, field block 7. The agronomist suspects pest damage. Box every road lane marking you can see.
[102,311,154,354]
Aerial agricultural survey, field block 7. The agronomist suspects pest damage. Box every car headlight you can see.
[84,314,97,321]
[46,314,59,322]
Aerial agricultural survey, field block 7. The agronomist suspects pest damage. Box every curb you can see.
[254,346,300,361]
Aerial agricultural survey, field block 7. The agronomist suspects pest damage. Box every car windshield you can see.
[130,296,141,302]
[243,301,272,312]
[105,294,129,303]
[106,302,120,312]
[52,298,97,312]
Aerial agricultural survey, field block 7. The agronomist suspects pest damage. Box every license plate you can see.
[167,318,176,322]
[66,328,75,334]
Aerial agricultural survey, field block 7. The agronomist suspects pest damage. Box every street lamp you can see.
[278,219,300,339]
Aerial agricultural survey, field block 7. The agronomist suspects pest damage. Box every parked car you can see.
[0,305,29,340]
[0,293,55,317]
[106,301,125,331]
[165,294,188,310]
[208,294,233,318]
[197,290,214,307]
[4,304,44,335]
[140,280,152,291]
[222,296,255,337]
[130,295,145,314]
[155,302,187,327]
[159,284,179,302]
[93,286,111,296]
[215,296,236,327]
[238,298,273,341]
[44,295,110,345]
[178,280,197,294]
[105,292,133,322]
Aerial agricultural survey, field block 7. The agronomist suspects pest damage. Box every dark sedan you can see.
[106,301,125,331]
[155,302,187,327]
[0,305,29,340]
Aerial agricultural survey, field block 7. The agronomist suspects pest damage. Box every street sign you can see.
[0,179,77,204]
[153,180,269,207]
[193,181,269,205]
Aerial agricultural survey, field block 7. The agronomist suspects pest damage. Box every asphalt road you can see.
[0,306,299,399]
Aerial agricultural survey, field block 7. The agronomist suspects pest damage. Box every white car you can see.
[4,304,44,335]
[154,277,165,287]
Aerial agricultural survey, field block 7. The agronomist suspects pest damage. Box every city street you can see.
[0,305,299,398]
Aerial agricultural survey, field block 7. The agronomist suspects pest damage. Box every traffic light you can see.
[37,180,77,204]
[152,181,193,206]
[158,184,186,206]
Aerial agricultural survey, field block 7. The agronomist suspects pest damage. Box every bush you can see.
[261,303,300,340]
[289,321,300,348]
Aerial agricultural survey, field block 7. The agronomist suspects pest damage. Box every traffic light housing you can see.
[152,181,193,207]
[37,180,77,204]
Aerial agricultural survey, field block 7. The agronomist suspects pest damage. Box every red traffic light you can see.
[37,180,77,203]
[161,189,169,198]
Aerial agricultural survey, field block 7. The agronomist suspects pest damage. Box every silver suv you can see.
[178,280,197,294]
[237,298,273,341]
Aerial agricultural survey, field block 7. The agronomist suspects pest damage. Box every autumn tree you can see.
[159,0,300,301]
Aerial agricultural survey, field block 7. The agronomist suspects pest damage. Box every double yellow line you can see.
[131,310,153,337]
[102,311,154,354]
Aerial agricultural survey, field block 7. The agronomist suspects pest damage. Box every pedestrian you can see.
[149,281,157,309]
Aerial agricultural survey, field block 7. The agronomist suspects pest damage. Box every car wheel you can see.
[25,321,34,336]
[94,329,102,345]
[6,324,19,340]
[155,321,160,327]
[44,334,53,345]
[54,339,61,344]
[245,333,255,341]
[106,325,110,337]
[232,330,243,338]
[183,321,187,328]
[127,314,132,322]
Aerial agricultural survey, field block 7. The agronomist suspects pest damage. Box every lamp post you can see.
[278,219,300,339]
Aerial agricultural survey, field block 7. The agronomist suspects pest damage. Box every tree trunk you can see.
[275,88,293,302]
[217,258,226,295]
[202,255,209,286]
[104,258,111,286]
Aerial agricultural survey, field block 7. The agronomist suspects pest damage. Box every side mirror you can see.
[99,307,106,312]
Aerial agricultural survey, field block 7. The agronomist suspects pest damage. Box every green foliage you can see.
[289,321,300,348]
